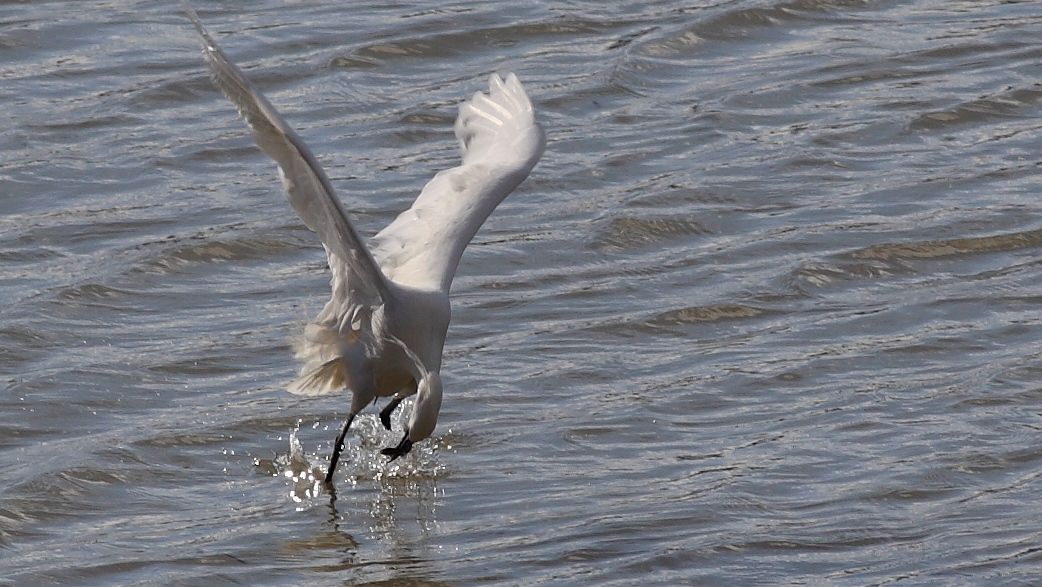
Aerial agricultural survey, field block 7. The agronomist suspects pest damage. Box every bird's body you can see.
[184,2,544,483]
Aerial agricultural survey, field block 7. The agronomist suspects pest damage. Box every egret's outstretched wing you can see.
[184,1,387,316]
[369,73,545,293]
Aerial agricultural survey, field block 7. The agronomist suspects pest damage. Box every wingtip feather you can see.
[454,72,540,164]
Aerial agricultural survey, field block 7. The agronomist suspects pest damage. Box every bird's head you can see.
[407,371,443,442]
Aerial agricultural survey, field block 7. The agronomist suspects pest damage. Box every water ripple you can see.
[3,0,1042,585]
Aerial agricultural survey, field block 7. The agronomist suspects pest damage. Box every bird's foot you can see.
[381,432,413,462]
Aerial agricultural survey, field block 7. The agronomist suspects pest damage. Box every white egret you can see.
[184,2,545,483]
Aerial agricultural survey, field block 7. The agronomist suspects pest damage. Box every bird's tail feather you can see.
[286,357,345,396]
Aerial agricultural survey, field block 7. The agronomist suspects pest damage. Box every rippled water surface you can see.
[4,0,1042,584]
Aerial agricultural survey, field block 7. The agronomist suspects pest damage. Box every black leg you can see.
[379,396,405,431]
[381,431,413,462]
[324,413,356,484]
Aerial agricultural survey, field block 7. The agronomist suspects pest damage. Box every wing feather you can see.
[369,73,546,293]
[184,1,387,315]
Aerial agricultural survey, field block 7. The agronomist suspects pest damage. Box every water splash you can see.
[345,406,444,483]
[257,406,445,503]
[271,429,325,502]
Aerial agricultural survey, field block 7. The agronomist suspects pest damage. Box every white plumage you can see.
[184,2,545,483]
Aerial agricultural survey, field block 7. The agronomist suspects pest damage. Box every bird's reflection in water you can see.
[258,420,445,578]
[364,468,441,543]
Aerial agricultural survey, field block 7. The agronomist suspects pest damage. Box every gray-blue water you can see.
[4,0,1042,584]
